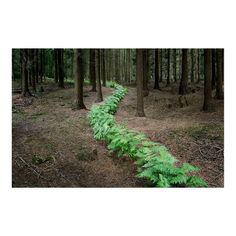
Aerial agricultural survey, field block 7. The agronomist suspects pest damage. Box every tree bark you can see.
[40,49,43,83]
[167,49,171,86]
[173,49,177,82]
[54,49,59,83]
[203,49,213,111]
[160,49,163,82]
[216,49,224,99]
[58,49,64,88]
[136,49,145,117]
[96,49,103,102]
[74,49,86,109]
[154,49,160,90]
[31,49,36,92]
[89,49,96,91]
[179,49,188,95]
[212,49,216,90]
[36,49,39,84]
[191,49,194,83]
[21,49,31,96]
[101,49,106,86]
[143,49,149,96]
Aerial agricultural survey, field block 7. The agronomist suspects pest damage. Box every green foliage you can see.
[32,155,52,165]
[87,84,208,188]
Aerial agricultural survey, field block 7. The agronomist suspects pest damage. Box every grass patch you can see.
[32,154,52,165]
[30,112,45,120]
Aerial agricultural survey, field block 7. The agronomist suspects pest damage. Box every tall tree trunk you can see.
[167,49,171,86]
[160,49,163,82]
[203,49,213,111]
[21,49,31,96]
[173,49,177,82]
[40,49,43,83]
[89,49,96,91]
[212,49,216,90]
[58,49,64,88]
[179,49,188,95]
[143,49,149,96]
[101,49,106,86]
[191,49,194,83]
[35,49,39,83]
[194,49,199,83]
[54,49,59,83]
[96,49,103,102]
[136,49,145,117]
[197,49,201,83]
[216,49,224,99]
[74,49,86,109]
[154,49,160,90]
[31,49,36,92]
[115,49,119,82]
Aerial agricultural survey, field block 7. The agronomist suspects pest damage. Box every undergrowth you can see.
[87,84,208,187]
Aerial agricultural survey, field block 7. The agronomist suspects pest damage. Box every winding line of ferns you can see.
[88,84,208,187]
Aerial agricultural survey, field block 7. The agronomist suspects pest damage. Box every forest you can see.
[12,48,224,187]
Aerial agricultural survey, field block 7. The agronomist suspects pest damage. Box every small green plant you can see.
[32,155,52,165]
[87,84,207,187]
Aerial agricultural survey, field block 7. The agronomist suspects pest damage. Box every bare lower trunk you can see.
[96,49,103,102]
[136,49,145,117]
[203,49,213,111]
[74,49,86,109]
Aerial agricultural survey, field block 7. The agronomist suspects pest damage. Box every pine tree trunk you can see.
[167,49,170,86]
[40,49,43,83]
[216,49,224,99]
[191,49,194,83]
[160,49,163,82]
[96,49,103,102]
[21,49,31,96]
[74,49,86,109]
[212,49,216,90]
[194,49,199,83]
[154,49,160,90]
[32,49,36,92]
[203,49,213,111]
[173,49,177,82]
[89,49,96,91]
[58,49,64,88]
[101,49,106,86]
[143,49,149,96]
[36,49,39,84]
[54,49,59,83]
[136,49,145,117]
[179,49,188,95]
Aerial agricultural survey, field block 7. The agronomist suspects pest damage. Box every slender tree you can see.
[216,49,224,99]
[143,49,149,96]
[96,49,103,102]
[74,49,86,109]
[21,49,31,96]
[167,49,171,86]
[136,49,145,117]
[160,49,163,82]
[212,49,216,90]
[173,49,177,82]
[54,49,59,83]
[31,49,36,92]
[58,49,64,88]
[101,49,106,86]
[89,49,96,91]
[191,49,194,83]
[40,49,43,83]
[179,49,188,95]
[203,49,213,111]
[154,49,160,90]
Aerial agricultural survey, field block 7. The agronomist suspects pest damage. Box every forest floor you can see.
[12,81,224,187]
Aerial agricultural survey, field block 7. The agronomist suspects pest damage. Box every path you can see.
[12,84,145,187]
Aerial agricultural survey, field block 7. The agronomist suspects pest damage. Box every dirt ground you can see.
[12,81,224,187]
[116,82,224,187]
